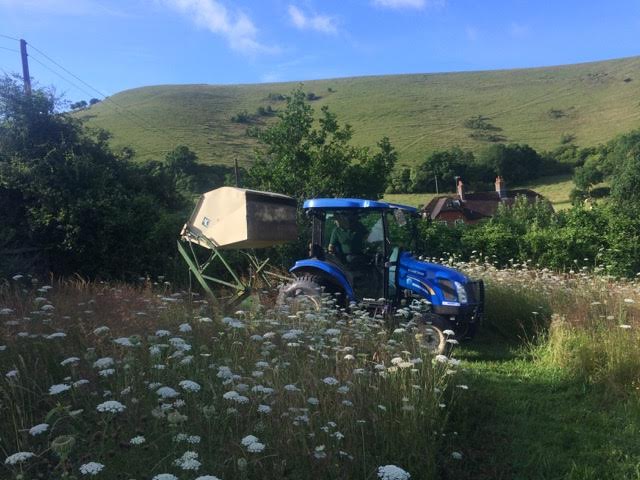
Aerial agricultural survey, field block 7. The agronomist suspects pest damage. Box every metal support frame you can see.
[177,229,291,311]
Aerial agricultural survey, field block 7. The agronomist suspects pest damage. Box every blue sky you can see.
[1,0,639,101]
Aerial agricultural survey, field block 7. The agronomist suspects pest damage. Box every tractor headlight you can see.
[454,281,468,304]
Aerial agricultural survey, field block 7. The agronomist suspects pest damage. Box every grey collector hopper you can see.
[181,187,298,249]
[178,187,298,311]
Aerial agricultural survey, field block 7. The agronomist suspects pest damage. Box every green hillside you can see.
[80,56,640,167]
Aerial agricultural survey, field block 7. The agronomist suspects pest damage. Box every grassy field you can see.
[2,260,639,479]
[384,174,575,210]
[79,56,640,168]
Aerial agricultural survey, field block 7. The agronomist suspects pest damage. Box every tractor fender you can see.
[290,260,355,301]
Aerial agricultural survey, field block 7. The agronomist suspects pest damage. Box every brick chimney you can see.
[495,176,507,199]
[457,178,465,202]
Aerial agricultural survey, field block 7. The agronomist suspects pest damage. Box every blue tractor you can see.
[279,198,484,354]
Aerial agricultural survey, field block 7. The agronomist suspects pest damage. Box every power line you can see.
[28,55,100,101]
[28,53,164,138]
[0,34,19,41]
[26,42,176,140]
[26,44,183,145]
[0,46,19,53]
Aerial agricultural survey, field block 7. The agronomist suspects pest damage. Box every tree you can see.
[70,100,88,110]
[0,75,187,278]
[247,88,396,202]
[89,98,100,105]
[411,148,476,193]
[477,143,542,183]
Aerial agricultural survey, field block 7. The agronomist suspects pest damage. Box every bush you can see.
[0,75,190,280]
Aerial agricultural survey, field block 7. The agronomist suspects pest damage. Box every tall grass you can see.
[0,280,462,479]
[449,257,640,395]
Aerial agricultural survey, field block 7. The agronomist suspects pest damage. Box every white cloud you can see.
[161,0,276,55]
[288,5,337,35]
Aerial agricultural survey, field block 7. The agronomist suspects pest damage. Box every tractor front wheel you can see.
[414,315,450,355]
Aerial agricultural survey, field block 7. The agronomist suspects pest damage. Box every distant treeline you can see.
[387,142,590,194]
[3,74,640,281]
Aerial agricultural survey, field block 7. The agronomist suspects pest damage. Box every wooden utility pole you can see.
[234,157,239,187]
[19,39,31,95]
[434,175,439,194]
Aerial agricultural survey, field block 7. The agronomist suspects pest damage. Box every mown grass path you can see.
[441,332,640,480]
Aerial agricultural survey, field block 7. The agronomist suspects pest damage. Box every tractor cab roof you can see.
[303,198,418,213]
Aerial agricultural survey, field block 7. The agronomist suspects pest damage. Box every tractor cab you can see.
[282,197,484,354]
[306,199,410,302]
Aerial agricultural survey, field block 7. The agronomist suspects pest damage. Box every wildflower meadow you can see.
[0,280,463,479]
[2,256,640,479]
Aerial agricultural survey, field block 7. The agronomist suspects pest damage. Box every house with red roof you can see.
[422,176,550,225]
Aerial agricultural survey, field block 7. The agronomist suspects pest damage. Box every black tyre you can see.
[414,314,451,355]
[277,275,324,311]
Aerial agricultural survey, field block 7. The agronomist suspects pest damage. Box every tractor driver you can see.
[328,213,365,263]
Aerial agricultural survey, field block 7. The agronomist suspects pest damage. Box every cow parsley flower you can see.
[93,357,114,369]
[49,383,71,395]
[322,377,339,386]
[60,357,80,366]
[157,386,180,399]
[378,464,411,480]
[98,368,115,377]
[113,337,135,347]
[241,435,259,446]
[130,435,146,445]
[93,326,110,335]
[5,451,35,465]
[179,323,192,333]
[152,475,178,480]
[29,423,49,436]
[179,380,201,393]
[247,442,265,453]
[174,451,201,471]
[258,404,271,414]
[96,400,126,413]
[195,476,222,480]
[79,462,104,475]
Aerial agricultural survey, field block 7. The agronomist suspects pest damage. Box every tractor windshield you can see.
[324,210,384,262]
[322,210,386,299]
[386,210,418,252]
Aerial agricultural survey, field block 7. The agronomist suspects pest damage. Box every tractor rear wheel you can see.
[277,275,324,312]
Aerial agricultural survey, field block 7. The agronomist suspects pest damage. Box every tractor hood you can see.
[397,251,476,306]
[398,252,468,283]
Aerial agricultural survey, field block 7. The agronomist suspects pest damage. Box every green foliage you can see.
[70,100,88,110]
[231,110,253,124]
[247,88,397,202]
[415,197,640,277]
[411,148,476,193]
[0,75,189,279]
[476,143,542,183]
